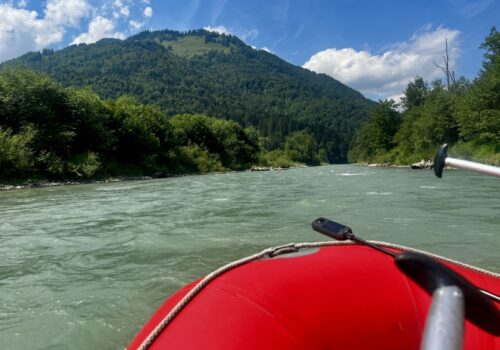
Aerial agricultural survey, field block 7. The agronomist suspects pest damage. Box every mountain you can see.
[2,29,375,162]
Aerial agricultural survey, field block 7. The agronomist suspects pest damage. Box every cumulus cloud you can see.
[0,5,43,62]
[71,16,125,45]
[45,0,90,27]
[303,27,460,100]
[0,0,155,62]
[203,25,231,35]
[0,0,89,62]
[112,0,129,18]
[143,6,153,17]
[129,19,143,30]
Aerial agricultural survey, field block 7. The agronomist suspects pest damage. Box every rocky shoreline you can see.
[0,176,156,191]
[0,166,308,191]
[357,159,434,169]
[1,162,441,191]
[365,163,410,168]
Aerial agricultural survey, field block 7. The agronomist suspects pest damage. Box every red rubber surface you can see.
[128,245,500,350]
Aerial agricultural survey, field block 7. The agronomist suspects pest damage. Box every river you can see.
[0,165,498,349]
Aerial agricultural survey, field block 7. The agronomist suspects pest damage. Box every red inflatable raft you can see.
[127,242,500,350]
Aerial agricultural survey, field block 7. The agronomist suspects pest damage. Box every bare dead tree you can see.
[433,38,456,90]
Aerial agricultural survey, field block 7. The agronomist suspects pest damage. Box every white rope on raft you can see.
[134,240,500,350]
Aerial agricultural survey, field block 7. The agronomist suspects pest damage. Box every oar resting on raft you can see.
[434,144,500,178]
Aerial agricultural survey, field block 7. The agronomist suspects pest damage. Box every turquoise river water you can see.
[0,164,499,349]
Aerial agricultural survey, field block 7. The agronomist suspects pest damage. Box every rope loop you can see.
[267,243,299,257]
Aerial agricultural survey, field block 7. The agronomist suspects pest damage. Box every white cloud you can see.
[0,0,155,63]
[251,45,273,53]
[44,0,90,27]
[0,1,89,62]
[129,19,143,30]
[112,0,129,18]
[203,25,259,43]
[0,5,44,62]
[303,27,461,100]
[143,6,152,17]
[241,28,258,41]
[120,6,130,17]
[71,16,125,45]
[203,25,231,35]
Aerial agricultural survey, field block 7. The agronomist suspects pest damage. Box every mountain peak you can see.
[1,27,374,162]
[125,29,246,58]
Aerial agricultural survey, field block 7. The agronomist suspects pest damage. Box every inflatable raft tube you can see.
[127,242,500,350]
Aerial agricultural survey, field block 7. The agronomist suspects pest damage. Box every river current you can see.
[0,165,498,349]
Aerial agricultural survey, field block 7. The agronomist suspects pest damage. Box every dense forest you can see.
[0,69,329,181]
[2,28,498,183]
[2,29,375,164]
[348,27,500,165]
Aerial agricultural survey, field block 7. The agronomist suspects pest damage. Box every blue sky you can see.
[0,0,498,100]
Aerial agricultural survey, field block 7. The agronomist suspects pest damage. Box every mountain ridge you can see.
[1,28,375,162]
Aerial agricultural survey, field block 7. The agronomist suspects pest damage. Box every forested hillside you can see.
[348,27,500,165]
[1,68,341,181]
[2,29,375,163]
[0,69,259,181]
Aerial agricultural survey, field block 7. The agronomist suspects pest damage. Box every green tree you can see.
[0,125,37,178]
[480,26,500,69]
[413,86,459,150]
[66,87,115,155]
[348,100,401,162]
[107,96,171,170]
[401,76,428,110]
[284,130,320,165]
[207,118,259,169]
[456,27,500,145]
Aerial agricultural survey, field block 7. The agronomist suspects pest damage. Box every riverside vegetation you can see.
[1,28,498,183]
[0,29,374,183]
[0,69,330,183]
[348,27,500,166]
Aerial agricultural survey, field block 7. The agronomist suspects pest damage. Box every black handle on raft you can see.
[311,217,353,240]
[395,252,500,335]
[312,217,397,257]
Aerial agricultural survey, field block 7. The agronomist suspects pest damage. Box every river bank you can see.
[0,165,302,191]
[355,162,410,168]
[356,160,434,169]
[0,177,148,191]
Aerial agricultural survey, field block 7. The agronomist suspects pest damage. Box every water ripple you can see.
[0,165,498,349]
